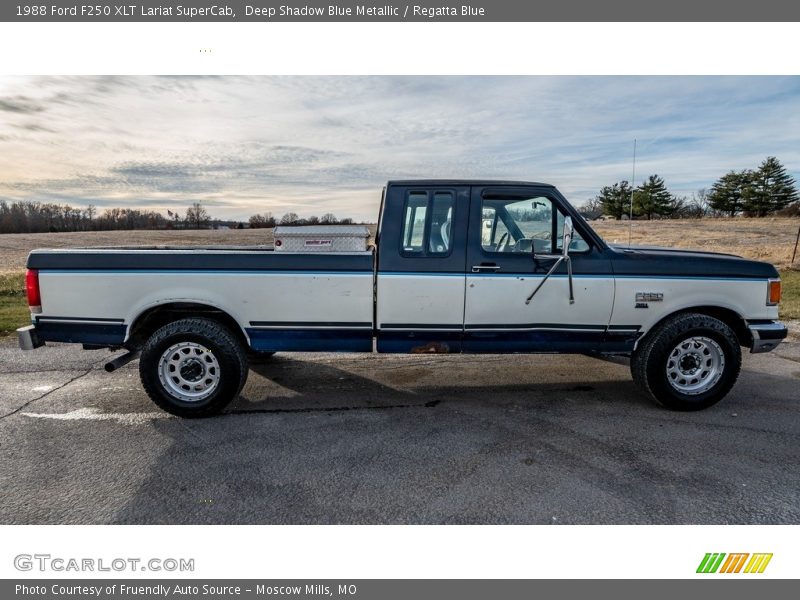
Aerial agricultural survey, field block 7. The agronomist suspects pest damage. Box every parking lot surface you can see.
[1,338,798,524]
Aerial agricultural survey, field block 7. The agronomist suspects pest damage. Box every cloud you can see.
[11,122,57,133]
[0,76,799,220]
[0,95,45,114]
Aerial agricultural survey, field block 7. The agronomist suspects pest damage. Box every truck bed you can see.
[27,247,376,351]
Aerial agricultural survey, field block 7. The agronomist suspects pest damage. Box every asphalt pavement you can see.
[0,338,798,524]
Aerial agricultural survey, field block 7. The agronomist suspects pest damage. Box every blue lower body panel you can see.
[462,329,604,353]
[246,328,373,352]
[376,330,463,353]
[35,320,127,346]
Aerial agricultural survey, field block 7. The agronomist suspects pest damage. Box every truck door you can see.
[376,184,469,353]
[462,185,615,352]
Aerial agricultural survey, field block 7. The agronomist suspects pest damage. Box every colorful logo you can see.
[696,553,773,574]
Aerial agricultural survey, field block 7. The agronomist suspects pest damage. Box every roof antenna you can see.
[628,138,637,248]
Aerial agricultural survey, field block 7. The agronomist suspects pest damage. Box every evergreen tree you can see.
[745,156,799,217]
[634,174,674,220]
[707,170,751,217]
[597,180,632,220]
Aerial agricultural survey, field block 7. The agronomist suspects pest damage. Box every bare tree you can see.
[185,202,210,230]
[580,197,602,213]
[319,213,338,224]
[248,212,276,228]
[83,205,96,230]
[280,212,300,225]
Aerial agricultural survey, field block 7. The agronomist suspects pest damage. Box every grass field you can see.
[0,221,798,337]
[779,269,800,322]
[0,272,26,337]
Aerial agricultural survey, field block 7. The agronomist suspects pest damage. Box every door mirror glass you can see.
[562,216,574,257]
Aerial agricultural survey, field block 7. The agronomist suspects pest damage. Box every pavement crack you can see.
[0,363,102,420]
[773,353,800,364]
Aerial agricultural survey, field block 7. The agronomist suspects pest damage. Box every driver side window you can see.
[480,194,588,254]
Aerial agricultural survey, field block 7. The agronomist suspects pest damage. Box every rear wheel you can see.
[139,317,248,418]
[631,313,741,411]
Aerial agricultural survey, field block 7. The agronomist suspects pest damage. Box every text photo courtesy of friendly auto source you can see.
[0,75,798,525]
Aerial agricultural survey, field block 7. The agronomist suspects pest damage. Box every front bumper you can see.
[748,321,788,354]
[17,324,44,351]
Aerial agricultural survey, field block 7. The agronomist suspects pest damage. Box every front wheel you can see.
[631,313,741,411]
[139,317,248,418]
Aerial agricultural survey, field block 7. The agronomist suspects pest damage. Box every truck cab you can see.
[376,181,614,353]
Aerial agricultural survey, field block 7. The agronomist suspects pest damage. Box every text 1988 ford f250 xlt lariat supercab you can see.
[17,180,788,417]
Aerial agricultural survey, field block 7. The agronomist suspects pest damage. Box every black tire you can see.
[630,312,741,411]
[139,317,248,418]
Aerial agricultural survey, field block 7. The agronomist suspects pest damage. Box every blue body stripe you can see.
[39,269,768,283]
[32,320,637,354]
[40,269,371,276]
[379,272,768,281]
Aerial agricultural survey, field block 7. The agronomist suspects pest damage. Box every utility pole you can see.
[628,139,637,248]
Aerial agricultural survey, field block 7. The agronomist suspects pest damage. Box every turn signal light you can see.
[767,279,781,306]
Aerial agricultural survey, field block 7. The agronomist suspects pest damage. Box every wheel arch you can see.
[636,305,751,350]
[127,302,250,350]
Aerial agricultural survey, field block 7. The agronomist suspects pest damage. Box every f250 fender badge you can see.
[636,292,664,302]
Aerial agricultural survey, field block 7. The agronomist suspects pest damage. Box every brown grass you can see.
[1,219,797,274]
[591,217,800,269]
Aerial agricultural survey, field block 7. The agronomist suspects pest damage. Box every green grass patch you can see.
[779,269,800,320]
[0,271,29,337]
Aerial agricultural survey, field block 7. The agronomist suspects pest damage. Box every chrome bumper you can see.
[17,324,44,351]
[748,321,788,354]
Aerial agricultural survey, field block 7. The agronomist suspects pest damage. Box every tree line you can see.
[587,156,799,220]
[0,200,357,234]
[247,211,354,228]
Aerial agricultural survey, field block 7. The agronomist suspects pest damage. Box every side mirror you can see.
[562,216,574,257]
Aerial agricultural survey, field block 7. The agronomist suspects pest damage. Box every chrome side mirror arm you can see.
[525,216,575,305]
[525,254,574,305]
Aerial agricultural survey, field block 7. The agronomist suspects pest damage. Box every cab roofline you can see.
[387,179,555,188]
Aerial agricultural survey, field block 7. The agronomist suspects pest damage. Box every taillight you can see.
[767,279,781,306]
[25,268,41,313]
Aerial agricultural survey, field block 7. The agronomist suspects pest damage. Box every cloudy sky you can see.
[1,76,798,222]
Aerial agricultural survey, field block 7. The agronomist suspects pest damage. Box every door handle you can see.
[472,264,501,273]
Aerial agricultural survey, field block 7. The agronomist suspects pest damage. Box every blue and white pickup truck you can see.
[17,180,787,417]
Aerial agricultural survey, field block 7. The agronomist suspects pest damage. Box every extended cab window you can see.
[401,191,454,255]
[481,194,589,254]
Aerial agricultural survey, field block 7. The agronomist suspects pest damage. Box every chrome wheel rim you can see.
[665,336,725,395]
[158,341,220,402]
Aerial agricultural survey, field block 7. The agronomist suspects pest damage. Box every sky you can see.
[1,75,799,222]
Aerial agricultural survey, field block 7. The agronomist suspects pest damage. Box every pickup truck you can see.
[17,180,787,417]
